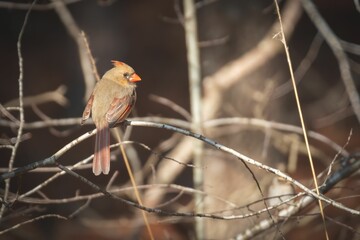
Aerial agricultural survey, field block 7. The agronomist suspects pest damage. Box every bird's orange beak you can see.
[129,73,141,82]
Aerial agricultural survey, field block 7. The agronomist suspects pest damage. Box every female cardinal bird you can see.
[81,60,141,175]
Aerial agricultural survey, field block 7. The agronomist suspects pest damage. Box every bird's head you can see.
[103,60,141,86]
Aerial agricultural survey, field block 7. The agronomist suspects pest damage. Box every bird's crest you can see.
[111,60,125,67]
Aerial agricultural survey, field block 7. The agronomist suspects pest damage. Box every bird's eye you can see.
[123,72,130,79]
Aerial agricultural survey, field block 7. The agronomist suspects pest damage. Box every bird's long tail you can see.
[94,121,110,175]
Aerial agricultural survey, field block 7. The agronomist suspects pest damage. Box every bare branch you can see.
[302,0,360,124]
[0,116,348,157]
[0,0,81,11]
[0,214,67,235]
[1,120,358,215]
[235,154,360,239]
[272,33,324,99]
[183,0,205,237]
[0,0,37,218]
[127,120,360,215]
[51,0,96,102]
[143,0,303,209]
[149,94,191,121]
[4,85,68,108]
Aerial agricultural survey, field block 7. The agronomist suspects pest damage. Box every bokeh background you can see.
[0,0,359,239]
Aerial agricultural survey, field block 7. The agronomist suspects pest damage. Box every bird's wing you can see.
[106,91,136,127]
[81,94,94,125]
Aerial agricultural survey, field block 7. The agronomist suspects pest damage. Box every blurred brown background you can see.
[0,0,359,239]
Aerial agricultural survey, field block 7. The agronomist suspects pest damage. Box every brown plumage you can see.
[81,61,141,175]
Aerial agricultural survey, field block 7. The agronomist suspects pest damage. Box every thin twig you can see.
[1,120,358,215]
[0,116,349,156]
[340,39,360,55]
[199,35,229,48]
[0,0,37,218]
[183,0,205,238]
[302,0,360,124]
[31,104,74,137]
[51,145,360,221]
[0,104,20,123]
[234,154,360,239]
[324,129,352,181]
[4,85,68,108]
[272,32,324,99]
[68,199,91,219]
[0,117,82,129]
[0,128,95,181]
[314,105,354,128]
[12,183,238,209]
[0,214,67,235]
[51,0,96,102]
[149,94,191,121]
[18,154,93,199]
[0,0,81,11]
[128,120,360,215]
[143,0,303,209]
[114,131,154,240]
[205,117,349,156]
[80,31,100,82]
[274,1,329,239]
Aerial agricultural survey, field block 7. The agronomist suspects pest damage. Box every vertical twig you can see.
[81,31,100,82]
[0,0,38,218]
[114,130,154,240]
[51,0,96,102]
[142,0,302,209]
[183,0,204,238]
[274,1,329,239]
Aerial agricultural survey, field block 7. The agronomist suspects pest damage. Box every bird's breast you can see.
[91,79,134,123]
